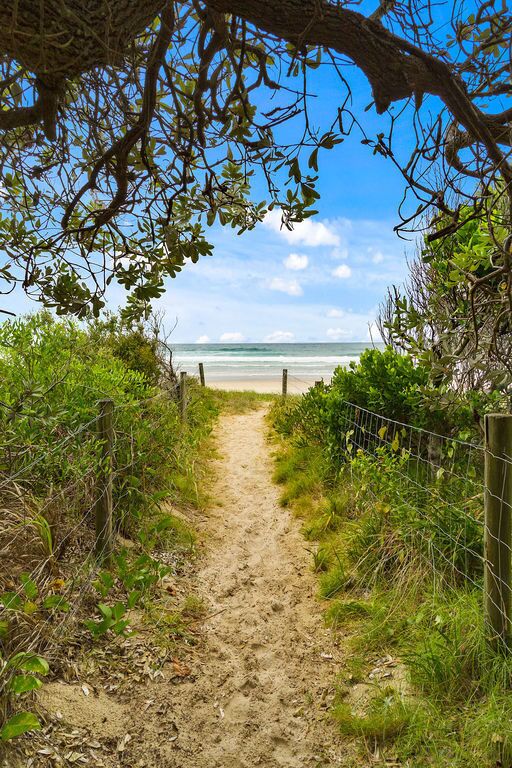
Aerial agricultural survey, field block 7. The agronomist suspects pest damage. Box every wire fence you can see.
[0,376,198,721]
[3,360,512,714]
[307,394,512,650]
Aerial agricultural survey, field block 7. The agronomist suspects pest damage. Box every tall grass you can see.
[0,312,218,750]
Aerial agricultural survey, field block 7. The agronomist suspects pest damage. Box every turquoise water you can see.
[171,342,384,381]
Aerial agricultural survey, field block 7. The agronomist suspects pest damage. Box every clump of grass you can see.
[180,594,205,619]
[273,445,326,517]
[334,689,414,743]
[148,512,196,551]
[319,561,347,599]
[311,545,331,573]
[405,587,512,697]
[348,587,415,656]
[462,690,512,767]
[326,599,372,627]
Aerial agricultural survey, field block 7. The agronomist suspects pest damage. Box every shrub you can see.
[0,312,217,744]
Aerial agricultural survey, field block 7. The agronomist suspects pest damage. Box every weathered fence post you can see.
[199,362,206,387]
[95,398,113,565]
[179,371,187,423]
[282,368,288,397]
[484,413,512,649]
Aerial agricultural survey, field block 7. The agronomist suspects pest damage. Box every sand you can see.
[32,408,346,767]
[167,408,345,766]
[207,377,320,394]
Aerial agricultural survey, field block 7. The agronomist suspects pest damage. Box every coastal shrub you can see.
[271,348,503,469]
[0,311,217,744]
[87,314,161,385]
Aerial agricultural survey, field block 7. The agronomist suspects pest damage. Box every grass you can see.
[207,387,276,414]
[269,411,512,768]
[147,511,197,550]
[334,689,414,742]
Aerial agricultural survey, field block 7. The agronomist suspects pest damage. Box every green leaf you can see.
[43,595,70,612]
[97,603,112,621]
[127,590,142,609]
[308,148,319,172]
[20,574,38,600]
[9,653,49,675]
[0,712,41,740]
[1,592,22,610]
[22,601,38,615]
[9,675,43,695]
[112,602,126,621]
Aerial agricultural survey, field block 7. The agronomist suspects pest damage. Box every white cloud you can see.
[154,285,378,343]
[219,332,245,342]
[332,264,352,279]
[195,334,210,343]
[265,330,295,343]
[268,277,303,296]
[264,209,340,247]
[326,327,352,341]
[372,250,384,264]
[327,308,344,318]
[284,252,309,271]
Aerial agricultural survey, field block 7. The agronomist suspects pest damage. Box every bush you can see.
[0,312,217,744]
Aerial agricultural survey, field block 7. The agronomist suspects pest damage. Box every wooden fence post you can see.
[199,362,206,387]
[484,413,512,649]
[282,368,288,397]
[95,398,113,565]
[179,371,187,423]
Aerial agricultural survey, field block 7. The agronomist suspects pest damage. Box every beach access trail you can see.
[169,407,345,767]
[30,406,347,768]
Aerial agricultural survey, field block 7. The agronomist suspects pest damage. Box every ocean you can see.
[170,342,384,382]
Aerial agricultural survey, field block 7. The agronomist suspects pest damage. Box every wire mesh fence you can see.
[318,396,512,650]
[0,380,194,730]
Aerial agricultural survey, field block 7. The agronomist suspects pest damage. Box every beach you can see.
[171,341,381,393]
[207,376,319,394]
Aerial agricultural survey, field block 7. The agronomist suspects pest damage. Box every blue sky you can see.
[153,66,417,343]
[6,61,419,341]
[153,206,411,343]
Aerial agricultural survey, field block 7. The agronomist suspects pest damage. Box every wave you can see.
[173,355,358,364]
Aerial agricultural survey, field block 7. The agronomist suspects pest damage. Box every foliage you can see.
[0,2,511,324]
[379,201,512,390]
[270,348,512,765]
[86,549,172,639]
[87,314,162,385]
[271,348,503,474]
[0,712,41,741]
[0,311,218,744]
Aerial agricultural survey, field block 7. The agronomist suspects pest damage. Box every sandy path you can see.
[169,409,345,767]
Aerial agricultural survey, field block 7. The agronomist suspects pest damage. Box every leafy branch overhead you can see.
[0,1,511,320]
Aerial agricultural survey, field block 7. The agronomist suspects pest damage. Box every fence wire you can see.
[328,398,512,637]
[0,381,187,713]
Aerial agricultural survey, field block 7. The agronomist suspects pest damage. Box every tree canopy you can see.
[0,0,511,323]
